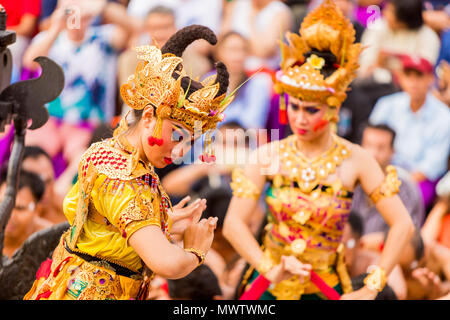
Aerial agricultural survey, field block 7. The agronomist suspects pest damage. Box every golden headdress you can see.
[120,25,234,157]
[274,0,362,123]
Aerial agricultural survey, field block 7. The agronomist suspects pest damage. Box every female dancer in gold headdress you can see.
[24,25,236,300]
[223,0,414,300]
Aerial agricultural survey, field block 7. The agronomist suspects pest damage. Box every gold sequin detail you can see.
[278,134,351,193]
[369,165,402,204]
[230,168,261,200]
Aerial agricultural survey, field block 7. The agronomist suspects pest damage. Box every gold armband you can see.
[185,248,205,266]
[230,168,261,200]
[369,165,402,204]
[364,265,387,292]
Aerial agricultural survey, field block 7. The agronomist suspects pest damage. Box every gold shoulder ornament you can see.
[230,168,261,200]
[369,165,402,204]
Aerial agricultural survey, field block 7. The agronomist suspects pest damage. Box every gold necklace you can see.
[277,134,351,193]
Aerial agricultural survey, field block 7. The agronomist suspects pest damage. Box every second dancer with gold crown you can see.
[224,0,415,300]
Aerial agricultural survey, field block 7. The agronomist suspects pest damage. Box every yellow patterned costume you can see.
[24,133,172,300]
[231,1,400,300]
[233,134,355,299]
[24,25,234,300]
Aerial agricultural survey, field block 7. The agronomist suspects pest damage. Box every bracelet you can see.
[364,265,387,292]
[369,165,402,204]
[185,248,205,266]
[256,253,274,276]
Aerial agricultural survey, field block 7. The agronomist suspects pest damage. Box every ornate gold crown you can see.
[274,0,362,109]
[120,45,183,113]
[119,25,234,162]
[120,41,233,147]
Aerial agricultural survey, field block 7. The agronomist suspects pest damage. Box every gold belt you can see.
[264,233,338,271]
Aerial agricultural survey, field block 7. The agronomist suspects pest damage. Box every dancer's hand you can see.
[169,196,207,236]
[264,255,311,284]
[412,267,445,300]
[183,215,218,255]
[340,286,378,300]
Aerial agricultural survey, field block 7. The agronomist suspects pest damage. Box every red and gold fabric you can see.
[24,133,172,300]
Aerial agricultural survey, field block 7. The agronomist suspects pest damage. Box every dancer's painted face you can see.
[140,106,197,168]
[287,96,330,140]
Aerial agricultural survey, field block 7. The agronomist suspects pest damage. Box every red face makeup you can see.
[287,99,331,139]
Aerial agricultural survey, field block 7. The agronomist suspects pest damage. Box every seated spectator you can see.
[22,146,65,224]
[342,211,407,299]
[167,264,223,300]
[360,227,450,299]
[435,60,450,107]
[337,84,377,144]
[410,267,449,300]
[358,0,441,79]
[436,30,450,68]
[163,121,265,250]
[126,0,222,34]
[22,0,133,177]
[212,31,272,130]
[407,242,450,299]
[369,55,450,208]
[162,122,249,198]
[221,0,293,72]
[422,0,450,35]
[1,0,41,83]
[126,0,223,80]
[0,169,51,258]
[351,124,425,234]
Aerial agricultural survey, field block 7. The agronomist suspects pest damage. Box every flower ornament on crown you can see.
[273,0,362,124]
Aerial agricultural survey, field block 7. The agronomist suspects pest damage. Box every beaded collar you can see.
[274,134,351,193]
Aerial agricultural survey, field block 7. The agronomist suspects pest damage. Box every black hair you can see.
[364,123,396,147]
[0,168,45,202]
[23,146,51,162]
[167,264,222,300]
[351,273,398,300]
[389,0,424,30]
[348,211,364,239]
[89,123,114,146]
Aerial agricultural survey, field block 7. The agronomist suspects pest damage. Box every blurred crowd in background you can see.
[0,0,449,300]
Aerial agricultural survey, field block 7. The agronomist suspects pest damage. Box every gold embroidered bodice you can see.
[63,134,172,272]
[232,134,355,299]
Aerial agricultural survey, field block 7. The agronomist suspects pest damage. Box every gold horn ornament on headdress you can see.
[274,0,362,124]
